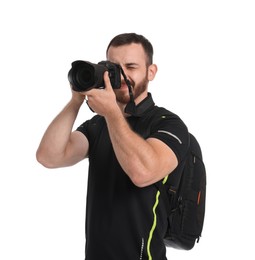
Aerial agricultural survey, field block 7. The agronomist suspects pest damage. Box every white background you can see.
[1,0,254,259]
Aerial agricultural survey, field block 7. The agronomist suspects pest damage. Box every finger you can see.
[103,71,111,89]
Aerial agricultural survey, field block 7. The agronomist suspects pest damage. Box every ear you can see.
[147,64,158,81]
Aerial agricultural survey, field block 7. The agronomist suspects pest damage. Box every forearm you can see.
[36,99,83,167]
[105,109,159,187]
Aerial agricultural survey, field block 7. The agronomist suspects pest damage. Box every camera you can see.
[68,60,122,92]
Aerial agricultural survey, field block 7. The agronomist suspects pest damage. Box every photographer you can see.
[36,33,189,260]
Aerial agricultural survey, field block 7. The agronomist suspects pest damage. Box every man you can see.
[36,33,189,260]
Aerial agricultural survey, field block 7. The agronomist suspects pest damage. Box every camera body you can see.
[68,60,122,92]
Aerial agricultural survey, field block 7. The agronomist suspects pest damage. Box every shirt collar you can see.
[125,93,155,117]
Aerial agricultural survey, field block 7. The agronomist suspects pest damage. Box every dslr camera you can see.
[68,60,122,92]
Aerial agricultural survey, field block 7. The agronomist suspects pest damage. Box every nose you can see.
[121,66,128,75]
[120,66,129,83]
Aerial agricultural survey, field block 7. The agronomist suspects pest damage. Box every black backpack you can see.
[156,133,206,250]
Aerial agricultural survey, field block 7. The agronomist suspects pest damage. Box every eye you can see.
[126,64,138,70]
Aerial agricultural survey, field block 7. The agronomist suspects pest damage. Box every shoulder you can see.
[76,115,106,137]
[152,106,184,120]
[142,105,187,131]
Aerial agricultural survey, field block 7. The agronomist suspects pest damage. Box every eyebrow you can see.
[125,62,139,67]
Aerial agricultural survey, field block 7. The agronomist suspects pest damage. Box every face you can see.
[107,43,157,105]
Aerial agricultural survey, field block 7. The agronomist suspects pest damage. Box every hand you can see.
[70,84,86,106]
[84,72,119,116]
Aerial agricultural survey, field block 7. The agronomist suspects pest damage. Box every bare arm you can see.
[36,91,89,168]
[85,73,178,187]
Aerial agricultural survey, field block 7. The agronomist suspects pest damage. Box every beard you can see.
[114,75,149,105]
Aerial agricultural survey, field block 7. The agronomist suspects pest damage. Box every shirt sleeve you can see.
[149,113,189,163]
[76,115,105,146]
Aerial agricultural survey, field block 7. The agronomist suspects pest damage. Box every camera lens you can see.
[75,64,95,90]
[68,61,106,92]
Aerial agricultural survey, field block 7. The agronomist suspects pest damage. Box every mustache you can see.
[121,78,135,88]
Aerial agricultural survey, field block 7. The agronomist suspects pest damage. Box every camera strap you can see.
[119,67,137,116]
[120,68,155,117]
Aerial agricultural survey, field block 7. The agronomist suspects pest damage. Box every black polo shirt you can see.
[76,93,189,260]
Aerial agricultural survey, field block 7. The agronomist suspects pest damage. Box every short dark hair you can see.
[106,33,154,65]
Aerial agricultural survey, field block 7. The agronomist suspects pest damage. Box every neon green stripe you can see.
[162,175,168,184]
[147,190,160,260]
[147,176,169,260]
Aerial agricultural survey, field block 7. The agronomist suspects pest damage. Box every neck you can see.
[118,91,148,116]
